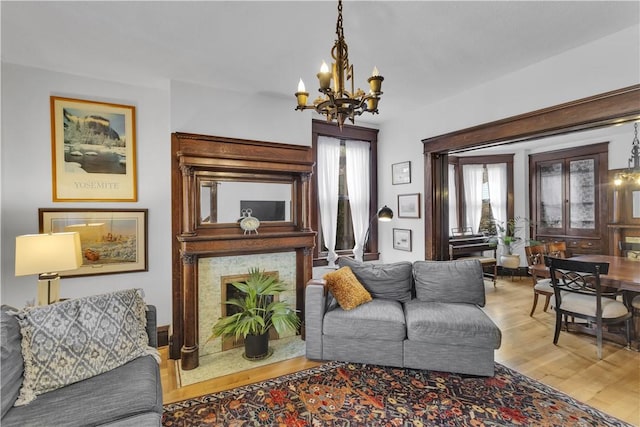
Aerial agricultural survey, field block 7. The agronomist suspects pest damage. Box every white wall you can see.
[1,64,173,322]
[170,80,310,146]
[2,24,638,327]
[377,25,639,263]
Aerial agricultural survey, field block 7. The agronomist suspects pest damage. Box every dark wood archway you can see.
[422,84,640,260]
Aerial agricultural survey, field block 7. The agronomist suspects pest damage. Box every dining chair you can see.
[525,244,553,316]
[619,242,640,332]
[545,256,632,359]
[619,240,640,260]
[546,241,567,258]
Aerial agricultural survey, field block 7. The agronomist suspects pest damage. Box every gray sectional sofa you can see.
[306,257,502,376]
[1,292,163,426]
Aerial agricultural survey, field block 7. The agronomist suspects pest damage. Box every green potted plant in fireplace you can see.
[210,267,300,360]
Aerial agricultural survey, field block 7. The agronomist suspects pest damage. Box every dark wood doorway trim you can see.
[422,84,640,260]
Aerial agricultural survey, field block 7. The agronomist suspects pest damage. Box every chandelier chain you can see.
[336,0,344,40]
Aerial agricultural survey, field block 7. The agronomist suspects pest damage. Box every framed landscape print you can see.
[50,96,137,201]
[39,209,148,277]
[398,193,421,218]
[393,228,412,251]
[392,161,411,185]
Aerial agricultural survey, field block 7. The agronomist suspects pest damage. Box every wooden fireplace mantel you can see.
[171,133,316,370]
[177,232,317,255]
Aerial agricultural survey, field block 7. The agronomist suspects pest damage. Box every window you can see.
[311,120,379,266]
[448,155,514,236]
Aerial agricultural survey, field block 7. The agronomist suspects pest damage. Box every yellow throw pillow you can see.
[324,266,372,310]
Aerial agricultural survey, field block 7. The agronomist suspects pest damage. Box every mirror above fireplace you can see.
[199,179,293,225]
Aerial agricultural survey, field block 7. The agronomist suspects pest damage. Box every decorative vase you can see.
[244,332,269,360]
[500,254,521,269]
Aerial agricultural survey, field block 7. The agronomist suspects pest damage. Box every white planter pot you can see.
[500,254,521,269]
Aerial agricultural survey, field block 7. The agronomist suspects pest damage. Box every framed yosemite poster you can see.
[50,96,137,201]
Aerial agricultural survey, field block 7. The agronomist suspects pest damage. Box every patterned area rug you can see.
[163,361,632,426]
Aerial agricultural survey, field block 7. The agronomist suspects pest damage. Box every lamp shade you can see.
[377,205,393,221]
[15,232,82,276]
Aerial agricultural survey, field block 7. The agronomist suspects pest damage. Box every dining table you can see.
[529,254,640,292]
[569,254,640,292]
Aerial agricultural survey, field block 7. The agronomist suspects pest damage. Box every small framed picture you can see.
[392,161,411,185]
[393,228,412,252]
[39,208,148,277]
[398,193,421,218]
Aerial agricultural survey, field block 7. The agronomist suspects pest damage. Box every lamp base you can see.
[37,276,60,305]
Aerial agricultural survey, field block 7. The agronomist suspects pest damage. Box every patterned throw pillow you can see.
[324,266,372,310]
[13,288,157,406]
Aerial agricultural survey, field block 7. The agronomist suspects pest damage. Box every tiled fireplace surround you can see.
[198,252,297,357]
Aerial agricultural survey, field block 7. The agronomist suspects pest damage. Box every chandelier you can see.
[614,122,640,186]
[295,0,383,128]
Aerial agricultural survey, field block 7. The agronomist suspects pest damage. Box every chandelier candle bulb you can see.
[295,79,309,107]
[317,61,332,90]
[368,67,384,93]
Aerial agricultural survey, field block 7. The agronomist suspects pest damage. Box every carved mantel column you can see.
[180,252,199,370]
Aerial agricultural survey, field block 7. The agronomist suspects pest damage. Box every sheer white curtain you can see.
[487,163,507,227]
[448,164,459,233]
[317,136,341,266]
[462,164,484,233]
[345,140,370,261]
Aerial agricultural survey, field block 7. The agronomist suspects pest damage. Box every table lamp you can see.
[15,232,82,305]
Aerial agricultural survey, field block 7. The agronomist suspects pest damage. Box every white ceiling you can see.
[2,1,639,125]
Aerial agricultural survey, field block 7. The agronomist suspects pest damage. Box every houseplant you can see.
[210,268,300,360]
[493,217,529,268]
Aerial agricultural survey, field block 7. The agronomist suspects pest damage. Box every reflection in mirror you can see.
[200,181,292,224]
[633,191,640,218]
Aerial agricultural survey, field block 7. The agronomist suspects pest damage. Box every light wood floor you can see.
[160,277,640,425]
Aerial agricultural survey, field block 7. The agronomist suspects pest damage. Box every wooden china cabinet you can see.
[529,142,608,256]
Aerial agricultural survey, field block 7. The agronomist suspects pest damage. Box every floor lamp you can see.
[359,205,394,261]
[15,232,82,305]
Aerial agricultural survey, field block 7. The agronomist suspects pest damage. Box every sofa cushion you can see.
[324,266,372,310]
[338,257,413,302]
[323,298,406,341]
[1,355,162,427]
[404,300,501,349]
[12,289,158,406]
[1,306,23,418]
[413,259,486,306]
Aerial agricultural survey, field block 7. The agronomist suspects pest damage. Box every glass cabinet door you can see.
[568,158,596,230]
[539,161,563,230]
[530,143,607,254]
